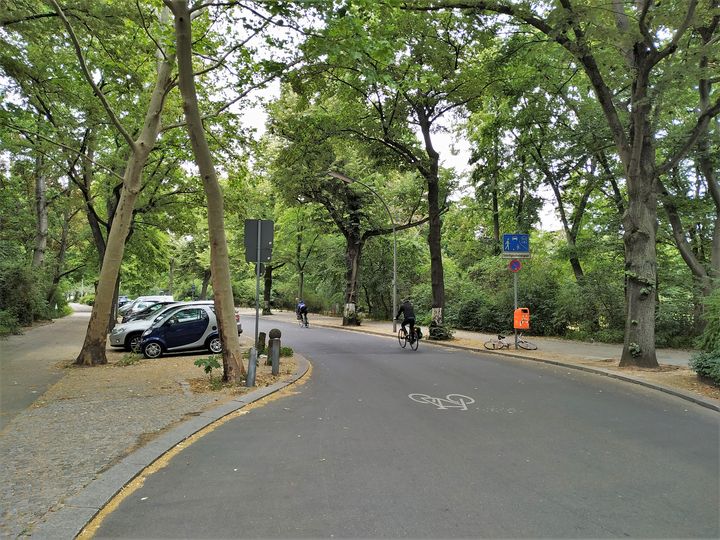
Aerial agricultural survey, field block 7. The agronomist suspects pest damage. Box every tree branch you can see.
[48,0,137,150]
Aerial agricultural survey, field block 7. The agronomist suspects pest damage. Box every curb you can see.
[305,319,720,414]
[30,355,311,539]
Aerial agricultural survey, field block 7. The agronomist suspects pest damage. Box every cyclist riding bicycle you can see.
[296,298,309,327]
[395,298,416,342]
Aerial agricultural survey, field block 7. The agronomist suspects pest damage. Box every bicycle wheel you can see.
[410,331,419,350]
[397,328,407,348]
[517,339,537,350]
[484,340,501,350]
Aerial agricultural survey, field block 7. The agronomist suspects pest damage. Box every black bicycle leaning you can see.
[398,326,421,350]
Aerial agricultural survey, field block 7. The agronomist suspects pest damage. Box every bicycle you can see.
[397,325,420,350]
[297,314,309,328]
[483,333,537,351]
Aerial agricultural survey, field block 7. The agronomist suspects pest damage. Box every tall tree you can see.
[417,0,720,366]
[164,0,245,381]
[38,2,177,365]
[295,5,500,336]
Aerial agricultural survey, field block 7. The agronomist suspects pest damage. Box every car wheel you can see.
[208,337,223,354]
[126,333,142,354]
[143,341,163,359]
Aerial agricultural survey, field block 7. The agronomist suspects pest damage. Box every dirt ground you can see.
[36,347,298,410]
[448,336,720,402]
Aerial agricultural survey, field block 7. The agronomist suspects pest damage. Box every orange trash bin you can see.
[514,308,530,330]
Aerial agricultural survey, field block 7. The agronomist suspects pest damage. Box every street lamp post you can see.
[328,171,398,332]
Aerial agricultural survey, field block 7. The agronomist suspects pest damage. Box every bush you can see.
[280,346,293,357]
[78,294,95,306]
[0,263,49,326]
[696,288,720,353]
[0,309,20,336]
[655,286,696,348]
[565,328,624,344]
[689,349,720,386]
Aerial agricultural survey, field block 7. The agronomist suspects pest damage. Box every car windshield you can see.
[152,308,180,325]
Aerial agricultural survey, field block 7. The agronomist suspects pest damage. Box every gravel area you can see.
[0,347,297,539]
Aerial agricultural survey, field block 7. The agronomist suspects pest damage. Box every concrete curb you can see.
[30,355,311,539]
[307,320,720,414]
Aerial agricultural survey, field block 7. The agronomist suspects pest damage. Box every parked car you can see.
[140,303,242,359]
[118,295,131,307]
[117,295,174,317]
[121,300,178,323]
[110,301,207,353]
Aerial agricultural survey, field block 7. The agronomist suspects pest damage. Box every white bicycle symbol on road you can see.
[408,393,475,410]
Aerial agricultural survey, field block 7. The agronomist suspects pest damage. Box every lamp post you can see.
[328,171,398,332]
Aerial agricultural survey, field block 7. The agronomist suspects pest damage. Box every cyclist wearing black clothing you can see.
[396,298,416,341]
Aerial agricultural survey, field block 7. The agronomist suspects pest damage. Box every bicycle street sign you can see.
[502,233,530,258]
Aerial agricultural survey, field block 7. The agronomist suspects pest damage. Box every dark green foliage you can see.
[689,349,720,386]
[78,294,95,306]
[194,355,221,378]
[444,290,507,333]
[428,321,454,340]
[0,263,48,328]
[655,287,696,348]
[0,309,20,335]
[280,346,293,357]
[696,289,720,353]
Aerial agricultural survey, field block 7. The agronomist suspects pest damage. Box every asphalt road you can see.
[0,305,91,432]
[94,320,719,538]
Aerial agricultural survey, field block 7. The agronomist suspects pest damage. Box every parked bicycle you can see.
[398,326,421,350]
[483,333,537,351]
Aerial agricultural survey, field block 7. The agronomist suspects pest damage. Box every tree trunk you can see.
[77,129,107,265]
[343,231,363,326]
[417,108,446,335]
[491,174,501,256]
[31,153,48,268]
[200,268,211,300]
[619,118,658,368]
[47,207,71,303]
[427,173,445,327]
[169,0,245,381]
[262,263,284,315]
[76,155,154,364]
[75,29,174,366]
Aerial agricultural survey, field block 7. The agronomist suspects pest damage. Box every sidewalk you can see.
[245,308,719,411]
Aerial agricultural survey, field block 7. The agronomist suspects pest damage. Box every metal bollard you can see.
[269,338,280,375]
[246,347,257,387]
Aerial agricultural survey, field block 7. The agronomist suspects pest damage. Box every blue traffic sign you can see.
[503,234,529,253]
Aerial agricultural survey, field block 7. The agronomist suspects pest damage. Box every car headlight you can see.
[111,326,124,335]
[142,328,152,336]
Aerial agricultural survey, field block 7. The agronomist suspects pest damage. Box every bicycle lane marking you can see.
[408,393,475,410]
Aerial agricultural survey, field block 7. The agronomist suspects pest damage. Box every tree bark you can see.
[343,236,363,326]
[168,0,245,381]
[31,153,48,268]
[200,268,211,300]
[74,17,175,366]
[417,109,446,333]
[262,263,285,315]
